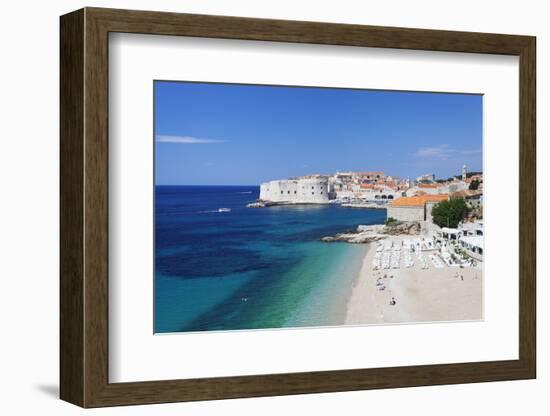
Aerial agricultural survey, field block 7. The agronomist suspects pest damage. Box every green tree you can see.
[469,179,480,190]
[431,198,469,228]
[385,217,399,226]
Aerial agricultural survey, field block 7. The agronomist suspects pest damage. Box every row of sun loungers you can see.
[430,254,445,268]
[390,246,400,269]
[372,235,483,272]
[372,245,399,270]
[372,239,453,271]
[441,251,455,267]
[407,240,429,269]
[373,240,426,270]
[372,251,393,270]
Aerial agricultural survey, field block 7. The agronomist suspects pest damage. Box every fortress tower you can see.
[260,177,330,203]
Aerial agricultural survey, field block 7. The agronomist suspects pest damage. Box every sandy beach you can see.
[344,235,483,325]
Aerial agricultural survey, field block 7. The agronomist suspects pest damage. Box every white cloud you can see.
[155,135,225,144]
[415,144,451,159]
[460,149,483,155]
[415,144,481,160]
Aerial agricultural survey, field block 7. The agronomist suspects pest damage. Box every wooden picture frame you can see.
[60,7,536,408]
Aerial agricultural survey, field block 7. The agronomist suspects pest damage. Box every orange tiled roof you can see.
[390,194,449,207]
[418,183,439,189]
[452,190,482,198]
[389,197,425,207]
[422,194,449,203]
[451,190,470,198]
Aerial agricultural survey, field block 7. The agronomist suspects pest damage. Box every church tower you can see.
[462,164,467,181]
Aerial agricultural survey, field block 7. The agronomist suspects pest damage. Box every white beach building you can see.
[437,220,484,261]
[440,227,461,240]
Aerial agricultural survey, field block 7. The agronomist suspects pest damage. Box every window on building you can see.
[312,192,315,195]
[294,191,297,194]
[320,192,323,195]
[288,190,290,194]
[281,191,283,194]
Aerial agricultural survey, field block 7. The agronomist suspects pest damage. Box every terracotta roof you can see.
[418,183,439,189]
[451,190,470,198]
[452,190,482,198]
[389,197,426,207]
[423,194,450,203]
[389,194,449,207]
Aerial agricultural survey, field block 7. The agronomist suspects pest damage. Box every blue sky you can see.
[155,81,482,185]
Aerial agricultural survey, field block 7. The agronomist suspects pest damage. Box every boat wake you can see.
[198,208,232,214]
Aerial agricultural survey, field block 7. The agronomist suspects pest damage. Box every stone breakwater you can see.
[321,221,421,244]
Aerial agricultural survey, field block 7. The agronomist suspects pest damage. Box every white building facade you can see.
[387,205,425,222]
[259,177,330,203]
[438,220,484,261]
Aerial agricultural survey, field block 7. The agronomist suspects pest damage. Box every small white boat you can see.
[218,208,231,212]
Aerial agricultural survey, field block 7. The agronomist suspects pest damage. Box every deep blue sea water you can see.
[155,185,386,333]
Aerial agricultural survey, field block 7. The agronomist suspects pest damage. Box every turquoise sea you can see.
[155,185,386,333]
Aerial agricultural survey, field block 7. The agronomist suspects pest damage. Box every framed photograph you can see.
[60,7,536,407]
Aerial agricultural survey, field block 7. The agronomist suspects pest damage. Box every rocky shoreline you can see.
[340,203,387,209]
[246,200,332,208]
[321,221,421,244]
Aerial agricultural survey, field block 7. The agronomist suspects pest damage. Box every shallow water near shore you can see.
[155,185,385,333]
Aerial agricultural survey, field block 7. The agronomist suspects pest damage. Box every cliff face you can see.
[382,222,421,235]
